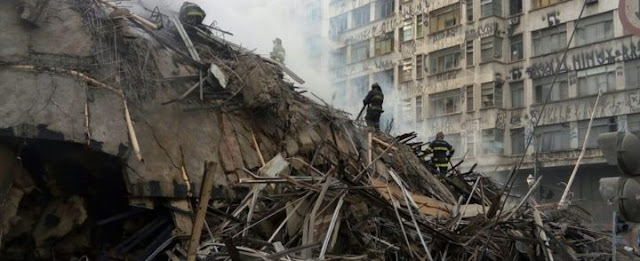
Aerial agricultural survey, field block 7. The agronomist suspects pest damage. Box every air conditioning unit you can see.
[509,16,520,26]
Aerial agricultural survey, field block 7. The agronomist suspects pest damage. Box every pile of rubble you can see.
[0,0,625,260]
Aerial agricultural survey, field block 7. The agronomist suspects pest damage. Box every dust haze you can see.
[135,0,335,104]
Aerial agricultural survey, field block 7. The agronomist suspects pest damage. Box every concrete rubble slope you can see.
[0,0,632,260]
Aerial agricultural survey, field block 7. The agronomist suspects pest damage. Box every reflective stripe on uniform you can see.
[435,163,448,167]
[187,10,205,17]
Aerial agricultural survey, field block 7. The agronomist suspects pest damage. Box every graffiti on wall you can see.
[525,39,640,78]
[337,55,395,78]
[529,89,640,126]
[465,22,499,41]
[431,27,459,43]
[401,41,417,59]
[331,0,372,14]
[510,109,525,127]
[400,0,429,20]
[426,0,460,12]
[432,70,459,82]
[496,111,506,129]
[343,17,402,44]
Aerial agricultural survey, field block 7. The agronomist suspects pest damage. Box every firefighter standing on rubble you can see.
[270,38,286,64]
[425,132,455,175]
[363,83,384,131]
[179,2,206,27]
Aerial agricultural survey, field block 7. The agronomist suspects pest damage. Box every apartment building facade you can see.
[328,0,640,223]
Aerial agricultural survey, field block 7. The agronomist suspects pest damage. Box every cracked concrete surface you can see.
[0,0,94,61]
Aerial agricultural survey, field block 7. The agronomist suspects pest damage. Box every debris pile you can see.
[0,0,626,260]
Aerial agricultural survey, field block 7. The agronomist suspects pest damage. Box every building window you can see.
[467,0,474,22]
[352,4,371,28]
[374,69,394,90]
[510,0,522,15]
[510,81,524,108]
[482,128,504,155]
[374,32,394,56]
[375,0,394,20]
[466,85,474,111]
[351,76,369,99]
[430,4,460,33]
[625,59,640,89]
[306,35,322,59]
[534,74,568,103]
[330,14,347,36]
[399,59,413,82]
[401,98,412,126]
[536,123,570,152]
[481,0,501,18]
[416,14,424,38]
[576,12,613,46]
[448,133,462,159]
[351,40,370,63]
[510,34,523,61]
[466,40,474,66]
[481,36,502,62]
[416,95,423,122]
[532,0,568,10]
[430,89,461,116]
[467,129,476,157]
[416,54,425,79]
[481,82,503,108]
[334,81,347,103]
[511,128,525,155]
[532,24,566,56]
[577,64,616,97]
[430,46,461,74]
[330,47,347,68]
[578,118,617,149]
[401,19,414,42]
[628,114,640,138]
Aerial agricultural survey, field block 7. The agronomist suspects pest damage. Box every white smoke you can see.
[133,0,335,103]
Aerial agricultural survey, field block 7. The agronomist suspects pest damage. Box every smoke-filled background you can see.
[132,0,336,104]
[129,0,410,135]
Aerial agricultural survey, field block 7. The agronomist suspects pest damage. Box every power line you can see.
[479,0,590,259]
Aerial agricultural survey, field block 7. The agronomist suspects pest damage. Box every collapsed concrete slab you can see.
[0,0,629,260]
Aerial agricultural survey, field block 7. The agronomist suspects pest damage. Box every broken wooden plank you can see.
[187,162,217,261]
[168,200,193,237]
[221,114,245,172]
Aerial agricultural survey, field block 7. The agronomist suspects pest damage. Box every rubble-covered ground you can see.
[0,0,632,260]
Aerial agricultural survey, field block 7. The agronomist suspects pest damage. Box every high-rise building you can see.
[328,0,639,225]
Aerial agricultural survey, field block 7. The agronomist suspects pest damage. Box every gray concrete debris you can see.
[0,0,633,260]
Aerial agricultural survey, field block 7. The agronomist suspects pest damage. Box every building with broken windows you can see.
[327,0,640,224]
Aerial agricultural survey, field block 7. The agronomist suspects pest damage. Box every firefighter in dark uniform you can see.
[426,132,455,175]
[179,2,206,26]
[363,83,384,130]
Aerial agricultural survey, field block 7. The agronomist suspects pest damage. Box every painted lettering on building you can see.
[426,0,460,12]
[335,56,395,78]
[526,39,640,78]
[431,27,458,43]
[465,22,499,41]
[400,0,429,20]
[343,17,401,44]
[331,0,373,14]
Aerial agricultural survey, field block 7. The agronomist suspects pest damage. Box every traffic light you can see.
[598,132,640,223]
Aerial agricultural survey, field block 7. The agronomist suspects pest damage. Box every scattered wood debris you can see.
[0,1,632,260]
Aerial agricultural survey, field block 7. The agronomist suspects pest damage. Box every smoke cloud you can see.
[133,0,335,103]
